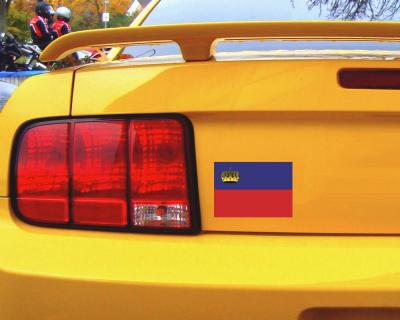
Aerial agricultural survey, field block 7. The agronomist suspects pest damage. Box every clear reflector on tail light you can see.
[13,116,200,234]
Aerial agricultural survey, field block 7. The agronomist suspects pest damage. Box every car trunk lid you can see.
[71,58,400,234]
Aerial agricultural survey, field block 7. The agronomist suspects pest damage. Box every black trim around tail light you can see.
[10,114,201,235]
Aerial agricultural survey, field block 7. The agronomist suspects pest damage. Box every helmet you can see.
[56,7,72,20]
[35,2,51,17]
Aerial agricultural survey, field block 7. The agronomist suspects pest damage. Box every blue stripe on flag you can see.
[214,162,292,190]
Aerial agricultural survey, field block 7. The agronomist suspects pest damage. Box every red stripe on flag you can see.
[214,189,292,217]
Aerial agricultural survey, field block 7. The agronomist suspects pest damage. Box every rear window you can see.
[121,0,400,61]
[143,0,400,25]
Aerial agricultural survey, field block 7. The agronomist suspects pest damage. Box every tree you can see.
[6,7,31,40]
[0,0,12,33]
[65,0,132,30]
[307,0,400,20]
[4,0,36,40]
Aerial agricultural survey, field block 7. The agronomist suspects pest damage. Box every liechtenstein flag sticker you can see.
[214,162,293,218]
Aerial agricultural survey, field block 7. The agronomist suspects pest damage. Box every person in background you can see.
[52,6,81,66]
[52,7,72,39]
[29,2,53,50]
[48,6,56,27]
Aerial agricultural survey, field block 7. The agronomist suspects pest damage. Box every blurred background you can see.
[0,0,151,40]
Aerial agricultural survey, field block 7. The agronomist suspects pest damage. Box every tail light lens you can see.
[72,121,128,227]
[13,116,200,234]
[130,120,190,228]
[338,68,400,90]
[16,123,69,223]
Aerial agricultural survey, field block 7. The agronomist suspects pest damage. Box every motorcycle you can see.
[48,48,107,70]
[0,32,47,71]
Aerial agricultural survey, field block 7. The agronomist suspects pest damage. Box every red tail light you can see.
[16,123,69,223]
[338,68,400,90]
[130,120,190,228]
[13,116,200,234]
[72,121,128,227]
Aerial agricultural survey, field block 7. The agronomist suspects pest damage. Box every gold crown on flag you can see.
[221,170,240,183]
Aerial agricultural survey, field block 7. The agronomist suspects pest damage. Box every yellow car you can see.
[2,0,400,319]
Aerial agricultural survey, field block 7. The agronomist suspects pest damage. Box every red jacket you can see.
[52,19,71,38]
[29,15,53,49]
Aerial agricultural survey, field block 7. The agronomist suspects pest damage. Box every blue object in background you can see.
[0,71,47,86]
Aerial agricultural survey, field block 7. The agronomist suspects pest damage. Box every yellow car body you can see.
[2,8,400,320]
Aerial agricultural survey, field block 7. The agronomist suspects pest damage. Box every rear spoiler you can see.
[40,21,400,62]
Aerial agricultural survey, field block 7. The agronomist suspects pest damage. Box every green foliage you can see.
[107,13,132,28]
[6,7,30,41]
[73,12,133,31]
[72,12,132,31]
[71,12,102,31]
